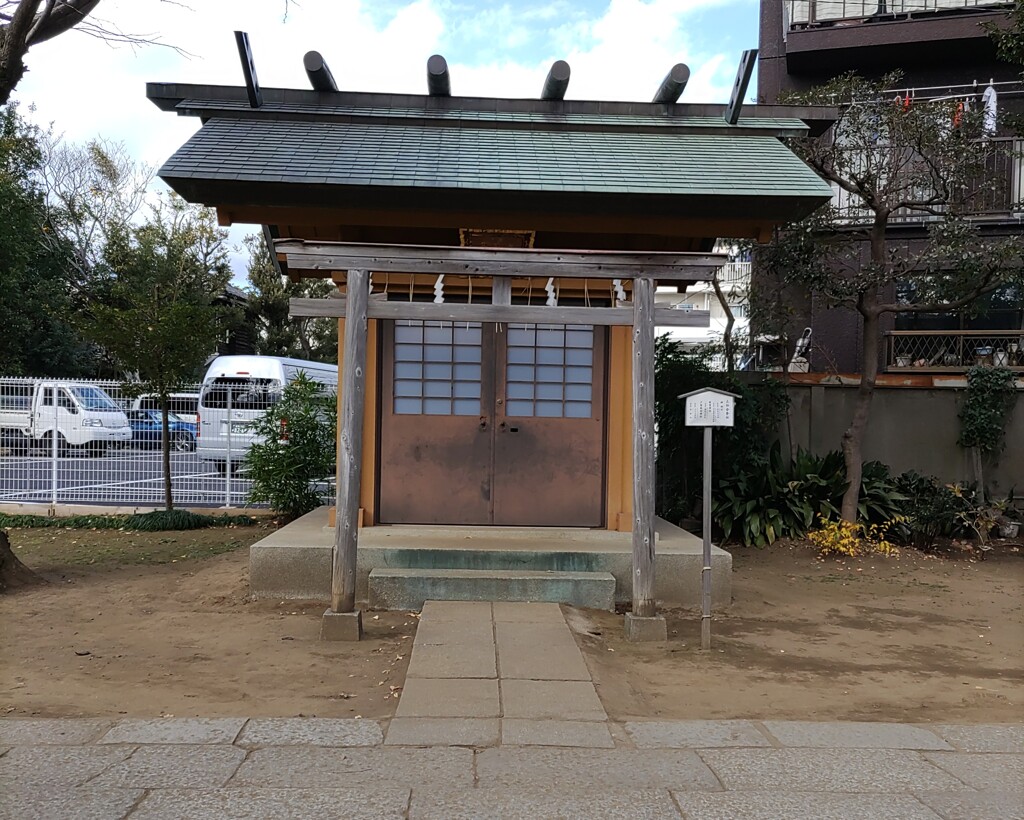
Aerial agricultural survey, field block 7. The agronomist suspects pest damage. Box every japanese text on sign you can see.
[685,393,735,427]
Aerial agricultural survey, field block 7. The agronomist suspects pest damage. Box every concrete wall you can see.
[779,383,1023,495]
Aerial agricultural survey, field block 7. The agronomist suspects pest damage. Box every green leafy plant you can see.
[712,446,906,547]
[654,336,790,524]
[0,511,255,531]
[959,366,1018,457]
[891,471,966,550]
[245,373,337,522]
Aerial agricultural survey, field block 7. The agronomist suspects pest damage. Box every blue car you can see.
[126,409,197,452]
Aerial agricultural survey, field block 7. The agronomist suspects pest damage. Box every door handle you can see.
[499,422,520,433]
[479,416,488,430]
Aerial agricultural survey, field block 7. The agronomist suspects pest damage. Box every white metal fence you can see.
[0,378,263,510]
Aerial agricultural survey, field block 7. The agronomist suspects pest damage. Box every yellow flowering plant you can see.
[807,515,903,558]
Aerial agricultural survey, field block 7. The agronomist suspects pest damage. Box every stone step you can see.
[368,568,615,611]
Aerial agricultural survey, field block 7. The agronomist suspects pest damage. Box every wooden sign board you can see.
[680,387,738,428]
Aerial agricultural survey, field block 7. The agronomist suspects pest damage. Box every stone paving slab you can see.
[130,787,412,820]
[502,719,615,748]
[0,745,132,788]
[670,790,942,820]
[0,718,112,746]
[698,748,972,793]
[495,622,591,681]
[922,751,1024,791]
[500,679,607,720]
[420,600,492,621]
[408,787,683,819]
[475,748,721,790]
[915,789,1024,820]
[626,720,772,749]
[91,744,247,789]
[0,788,143,820]
[98,718,246,746]
[762,720,953,751]
[492,601,565,622]
[385,718,500,747]
[930,724,1024,753]
[396,678,500,718]
[406,641,497,679]
[231,746,475,788]
[236,718,383,747]
[413,617,495,647]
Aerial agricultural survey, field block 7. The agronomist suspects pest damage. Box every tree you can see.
[2,0,291,105]
[0,529,42,592]
[38,134,152,284]
[245,233,337,362]
[80,193,230,509]
[0,1,101,104]
[754,73,1024,522]
[0,103,93,375]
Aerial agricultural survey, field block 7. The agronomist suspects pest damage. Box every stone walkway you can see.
[1,602,1021,818]
[389,600,612,748]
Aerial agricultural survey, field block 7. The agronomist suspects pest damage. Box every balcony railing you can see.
[787,0,1011,27]
[831,138,1022,224]
[718,261,751,285]
[885,330,1024,372]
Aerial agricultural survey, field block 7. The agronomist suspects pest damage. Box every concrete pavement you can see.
[1,603,1021,817]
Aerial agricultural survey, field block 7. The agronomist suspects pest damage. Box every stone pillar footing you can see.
[624,612,667,642]
[320,608,363,641]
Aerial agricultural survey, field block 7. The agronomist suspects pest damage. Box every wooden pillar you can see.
[332,269,369,613]
[631,276,657,618]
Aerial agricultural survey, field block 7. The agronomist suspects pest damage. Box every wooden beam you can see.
[491,276,512,305]
[724,49,757,126]
[427,54,451,96]
[233,31,262,109]
[289,296,712,328]
[279,241,724,281]
[631,277,657,619]
[541,60,571,101]
[332,269,369,614]
[652,63,690,104]
[303,50,338,92]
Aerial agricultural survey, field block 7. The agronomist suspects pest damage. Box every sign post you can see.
[680,387,739,650]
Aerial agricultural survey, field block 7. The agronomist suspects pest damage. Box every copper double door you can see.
[378,320,606,527]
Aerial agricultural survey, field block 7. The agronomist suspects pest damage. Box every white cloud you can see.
[13,0,750,280]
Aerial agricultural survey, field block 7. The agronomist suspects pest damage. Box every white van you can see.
[0,380,132,455]
[197,356,338,472]
[131,393,200,425]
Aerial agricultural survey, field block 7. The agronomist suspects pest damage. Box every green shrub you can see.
[959,366,1017,456]
[892,471,970,550]
[712,446,906,547]
[245,373,337,522]
[654,337,789,523]
[0,511,255,531]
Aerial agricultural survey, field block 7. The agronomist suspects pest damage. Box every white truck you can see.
[0,380,132,456]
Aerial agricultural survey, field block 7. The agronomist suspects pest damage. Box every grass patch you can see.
[0,510,256,532]
[7,524,270,569]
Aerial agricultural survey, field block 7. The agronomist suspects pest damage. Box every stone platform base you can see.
[249,508,731,610]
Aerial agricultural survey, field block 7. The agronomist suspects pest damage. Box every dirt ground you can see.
[0,526,414,719]
[572,540,1024,723]
[1,527,1021,723]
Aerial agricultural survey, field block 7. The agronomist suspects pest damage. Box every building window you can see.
[393,321,483,416]
[505,324,594,419]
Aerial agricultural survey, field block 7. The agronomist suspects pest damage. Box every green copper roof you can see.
[160,117,832,201]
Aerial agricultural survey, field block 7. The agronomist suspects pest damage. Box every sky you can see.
[13,0,760,283]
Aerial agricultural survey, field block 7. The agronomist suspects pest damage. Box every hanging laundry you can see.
[982,85,998,137]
